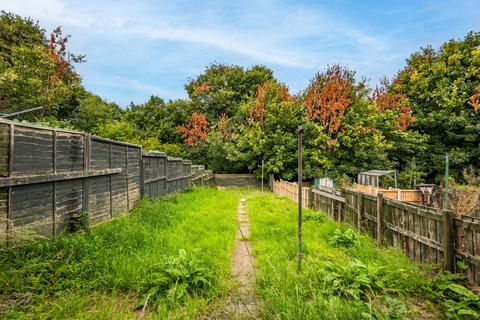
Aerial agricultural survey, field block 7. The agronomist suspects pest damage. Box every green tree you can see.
[185,63,274,121]
[393,32,480,181]
[0,11,83,119]
[74,93,123,134]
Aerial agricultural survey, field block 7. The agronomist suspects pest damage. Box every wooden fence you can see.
[353,184,422,203]
[191,165,214,186]
[273,181,480,284]
[214,174,262,188]
[0,119,210,244]
[272,179,310,208]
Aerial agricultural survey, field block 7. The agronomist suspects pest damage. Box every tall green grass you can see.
[0,188,240,319]
[248,192,479,319]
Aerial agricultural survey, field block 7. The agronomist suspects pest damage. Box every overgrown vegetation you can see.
[0,188,240,319]
[248,192,480,319]
[1,11,479,185]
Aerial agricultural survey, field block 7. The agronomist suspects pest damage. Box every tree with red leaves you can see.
[305,65,353,135]
[49,26,86,81]
[248,80,293,127]
[373,78,415,131]
[469,91,480,112]
[177,112,209,146]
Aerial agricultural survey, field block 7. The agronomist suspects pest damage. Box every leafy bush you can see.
[427,272,480,319]
[328,228,358,248]
[140,249,217,306]
[317,259,384,300]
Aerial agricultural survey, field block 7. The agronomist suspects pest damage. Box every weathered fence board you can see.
[0,123,9,176]
[273,181,480,284]
[272,179,310,207]
[0,119,200,243]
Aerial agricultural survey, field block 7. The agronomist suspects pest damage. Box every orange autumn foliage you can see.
[248,81,293,126]
[373,78,415,131]
[469,91,480,112]
[177,112,209,146]
[305,65,352,135]
[197,82,210,94]
[49,27,85,81]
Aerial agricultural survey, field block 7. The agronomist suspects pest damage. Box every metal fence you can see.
[0,119,211,243]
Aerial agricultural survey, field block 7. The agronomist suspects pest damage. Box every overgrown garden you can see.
[1,188,479,319]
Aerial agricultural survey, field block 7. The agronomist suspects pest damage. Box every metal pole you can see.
[444,153,449,210]
[261,159,264,191]
[0,106,44,118]
[297,125,304,273]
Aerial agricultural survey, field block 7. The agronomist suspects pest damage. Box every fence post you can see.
[139,156,145,197]
[376,192,383,246]
[357,193,363,231]
[337,201,343,222]
[442,209,455,272]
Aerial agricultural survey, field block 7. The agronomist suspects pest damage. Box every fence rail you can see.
[0,119,211,244]
[273,180,480,284]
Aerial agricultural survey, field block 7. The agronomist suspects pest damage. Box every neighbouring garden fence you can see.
[273,180,480,284]
[191,165,214,186]
[272,179,310,208]
[0,119,212,244]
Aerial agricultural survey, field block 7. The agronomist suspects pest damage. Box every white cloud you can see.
[0,0,391,69]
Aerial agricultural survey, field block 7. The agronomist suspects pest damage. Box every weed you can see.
[427,272,480,319]
[328,228,358,248]
[303,210,327,223]
[140,249,217,307]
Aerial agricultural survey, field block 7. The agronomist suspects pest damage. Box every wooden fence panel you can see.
[13,126,54,175]
[362,194,377,239]
[0,123,9,177]
[126,146,141,209]
[54,179,83,235]
[110,144,128,216]
[55,132,84,173]
[272,180,309,207]
[143,152,167,199]
[11,182,54,236]
[292,185,480,284]
[454,217,480,283]
[343,189,358,227]
[0,118,199,244]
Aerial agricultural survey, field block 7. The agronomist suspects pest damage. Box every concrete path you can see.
[229,198,257,319]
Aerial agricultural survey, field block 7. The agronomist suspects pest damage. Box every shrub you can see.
[328,228,358,248]
[140,249,217,307]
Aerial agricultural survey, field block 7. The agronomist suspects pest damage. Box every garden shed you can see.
[357,170,397,188]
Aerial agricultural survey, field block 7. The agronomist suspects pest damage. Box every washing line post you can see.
[261,159,264,191]
[296,125,304,273]
[444,153,449,210]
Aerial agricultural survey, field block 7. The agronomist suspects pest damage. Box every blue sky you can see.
[2,0,479,107]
